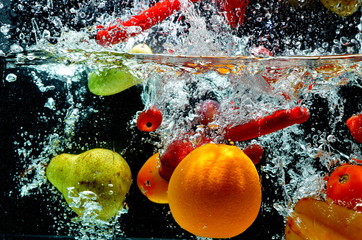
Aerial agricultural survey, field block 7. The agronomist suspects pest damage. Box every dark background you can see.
[1,55,361,240]
[0,64,286,239]
[1,0,362,239]
[1,0,361,55]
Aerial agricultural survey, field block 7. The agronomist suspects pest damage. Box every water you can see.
[1,0,362,239]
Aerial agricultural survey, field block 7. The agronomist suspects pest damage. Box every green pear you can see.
[46,148,132,221]
[88,67,141,96]
[320,0,361,16]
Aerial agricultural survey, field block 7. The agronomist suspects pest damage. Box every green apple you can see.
[88,67,141,96]
[46,148,132,221]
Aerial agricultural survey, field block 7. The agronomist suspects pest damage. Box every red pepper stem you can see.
[96,0,200,46]
[224,106,310,142]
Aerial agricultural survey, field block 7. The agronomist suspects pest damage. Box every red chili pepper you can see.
[137,106,163,132]
[351,158,362,164]
[243,144,264,165]
[224,106,310,142]
[346,114,362,143]
[96,0,201,46]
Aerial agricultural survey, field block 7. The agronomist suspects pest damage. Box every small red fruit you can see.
[346,114,362,143]
[136,106,163,132]
[243,144,264,165]
[217,0,249,28]
[326,164,362,211]
[196,100,220,125]
[250,46,273,57]
[159,136,212,181]
[159,139,195,181]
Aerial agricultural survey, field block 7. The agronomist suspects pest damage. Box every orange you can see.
[137,153,168,204]
[168,143,262,238]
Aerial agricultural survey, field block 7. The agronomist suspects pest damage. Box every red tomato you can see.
[136,106,163,132]
[326,164,362,211]
[346,114,362,143]
[137,153,168,204]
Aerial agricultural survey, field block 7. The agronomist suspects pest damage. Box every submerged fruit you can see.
[196,99,220,125]
[137,153,168,204]
[168,143,261,238]
[88,44,152,96]
[243,144,264,165]
[88,67,141,96]
[346,114,362,143]
[46,148,132,220]
[158,136,211,181]
[326,164,362,211]
[158,139,194,181]
[285,198,362,240]
[136,106,163,132]
[320,0,361,16]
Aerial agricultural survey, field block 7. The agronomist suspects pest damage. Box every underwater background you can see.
[1,0,362,239]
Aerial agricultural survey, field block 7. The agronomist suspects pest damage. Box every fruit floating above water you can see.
[136,106,163,132]
[88,67,141,96]
[216,0,249,28]
[137,153,168,204]
[129,44,153,54]
[320,0,361,16]
[168,143,261,238]
[95,0,202,46]
[46,148,132,220]
[285,198,362,240]
[326,164,362,211]
[346,114,362,143]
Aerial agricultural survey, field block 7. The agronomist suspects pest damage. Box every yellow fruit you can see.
[137,153,168,204]
[46,148,132,220]
[168,143,262,238]
[320,0,361,16]
[285,198,362,240]
[128,44,153,54]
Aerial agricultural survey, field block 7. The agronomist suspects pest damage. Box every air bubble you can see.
[0,24,10,35]
[5,73,17,82]
[44,98,56,110]
[327,135,336,143]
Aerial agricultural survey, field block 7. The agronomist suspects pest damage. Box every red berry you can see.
[346,114,362,143]
[243,144,264,165]
[196,100,220,125]
[136,106,163,132]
